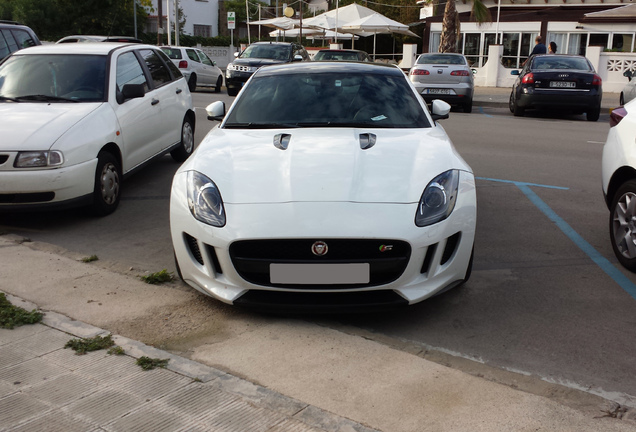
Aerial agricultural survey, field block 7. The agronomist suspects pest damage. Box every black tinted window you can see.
[11,29,36,48]
[417,54,466,65]
[532,56,592,71]
[241,44,291,61]
[0,32,9,59]
[157,49,182,79]
[225,71,429,129]
[1,29,18,52]
[139,49,172,87]
[161,47,183,60]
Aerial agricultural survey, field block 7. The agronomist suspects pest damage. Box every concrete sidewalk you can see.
[2,232,636,430]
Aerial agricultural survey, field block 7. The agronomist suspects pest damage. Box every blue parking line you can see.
[478,177,636,301]
[478,107,493,118]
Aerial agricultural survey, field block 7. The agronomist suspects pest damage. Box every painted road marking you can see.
[477,177,636,301]
[478,107,494,118]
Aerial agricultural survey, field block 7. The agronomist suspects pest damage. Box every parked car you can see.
[56,35,142,43]
[313,49,371,62]
[225,41,310,96]
[0,43,195,215]
[170,62,476,312]
[160,46,224,93]
[602,99,636,271]
[509,54,602,121]
[620,70,636,106]
[409,53,474,113]
[0,20,40,61]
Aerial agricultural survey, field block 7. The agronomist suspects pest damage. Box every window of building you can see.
[193,24,212,38]
[611,34,634,52]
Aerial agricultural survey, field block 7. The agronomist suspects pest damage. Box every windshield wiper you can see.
[0,96,19,102]
[15,94,79,103]
[224,122,299,129]
[295,121,378,128]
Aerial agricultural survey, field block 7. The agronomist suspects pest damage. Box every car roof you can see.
[250,41,295,46]
[12,42,153,56]
[255,61,402,77]
[317,49,365,53]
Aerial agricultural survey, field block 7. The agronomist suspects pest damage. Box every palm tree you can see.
[439,0,491,53]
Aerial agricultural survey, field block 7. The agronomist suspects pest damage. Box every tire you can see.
[188,74,197,92]
[174,251,184,282]
[609,179,636,272]
[215,75,223,93]
[509,92,515,114]
[90,151,121,216]
[463,247,474,283]
[620,93,625,106]
[227,86,239,97]
[463,99,473,114]
[586,106,600,122]
[510,92,524,117]
[171,116,195,162]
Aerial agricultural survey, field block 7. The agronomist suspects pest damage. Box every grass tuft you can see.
[65,334,115,355]
[136,356,169,371]
[81,255,99,263]
[0,293,43,329]
[140,269,174,284]
[107,346,125,356]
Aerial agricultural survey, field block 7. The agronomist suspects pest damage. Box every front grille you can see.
[229,239,411,289]
[441,232,461,265]
[184,233,204,265]
[0,192,55,204]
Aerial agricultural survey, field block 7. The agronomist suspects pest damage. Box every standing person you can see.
[549,41,557,54]
[523,35,547,66]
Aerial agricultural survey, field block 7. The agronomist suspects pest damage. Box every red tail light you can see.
[521,73,535,84]
[411,69,430,75]
[610,107,627,128]
[178,60,188,69]
[592,74,602,86]
[450,70,470,76]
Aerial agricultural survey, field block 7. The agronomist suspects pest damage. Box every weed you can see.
[193,377,203,383]
[0,293,43,329]
[65,334,115,355]
[136,356,169,371]
[107,346,125,356]
[140,269,174,284]
[81,255,99,263]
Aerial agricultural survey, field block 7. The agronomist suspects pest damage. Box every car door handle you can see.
[151,99,160,106]
[176,88,182,94]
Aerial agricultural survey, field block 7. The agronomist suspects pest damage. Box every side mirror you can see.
[293,54,303,62]
[233,52,239,58]
[624,70,633,80]
[510,70,520,76]
[206,101,226,121]
[430,99,451,122]
[471,68,477,75]
[120,83,145,101]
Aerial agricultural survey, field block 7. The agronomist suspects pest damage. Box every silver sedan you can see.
[409,53,474,113]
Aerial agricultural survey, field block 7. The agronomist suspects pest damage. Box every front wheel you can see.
[215,75,223,93]
[610,180,636,272]
[620,93,625,106]
[171,116,195,162]
[227,86,239,97]
[188,74,197,93]
[90,151,121,216]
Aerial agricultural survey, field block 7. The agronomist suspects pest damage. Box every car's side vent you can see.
[441,232,461,266]
[421,243,437,274]
[184,233,204,265]
[0,155,8,165]
[206,244,223,275]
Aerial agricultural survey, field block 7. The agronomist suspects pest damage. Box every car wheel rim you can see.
[100,162,119,205]
[183,122,194,154]
[613,191,636,259]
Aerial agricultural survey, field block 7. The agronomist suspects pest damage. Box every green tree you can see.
[438,0,490,53]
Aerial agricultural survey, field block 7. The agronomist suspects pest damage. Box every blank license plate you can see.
[270,263,370,284]
[550,81,576,88]
[426,88,453,95]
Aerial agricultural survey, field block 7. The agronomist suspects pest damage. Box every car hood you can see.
[233,57,288,67]
[184,127,471,204]
[0,103,102,151]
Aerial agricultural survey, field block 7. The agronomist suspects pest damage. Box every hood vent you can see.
[274,133,291,151]
[360,133,377,150]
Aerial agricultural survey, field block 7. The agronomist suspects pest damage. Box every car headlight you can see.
[415,170,459,227]
[14,151,64,168]
[187,171,226,227]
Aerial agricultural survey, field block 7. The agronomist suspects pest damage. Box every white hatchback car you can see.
[602,99,636,271]
[170,62,476,312]
[0,43,195,215]
[161,46,224,93]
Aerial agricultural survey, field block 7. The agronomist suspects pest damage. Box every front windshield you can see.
[240,44,291,61]
[0,54,107,102]
[225,71,430,129]
[532,56,592,71]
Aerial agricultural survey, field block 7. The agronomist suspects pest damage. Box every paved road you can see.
[2,92,635,406]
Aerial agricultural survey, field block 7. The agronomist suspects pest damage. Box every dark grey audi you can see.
[509,54,603,121]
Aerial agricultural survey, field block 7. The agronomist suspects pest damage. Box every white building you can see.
[147,0,220,38]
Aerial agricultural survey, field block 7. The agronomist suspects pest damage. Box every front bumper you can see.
[225,70,255,90]
[170,170,477,310]
[0,158,96,210]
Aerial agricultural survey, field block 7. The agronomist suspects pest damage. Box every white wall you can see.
[153,0,220,37]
